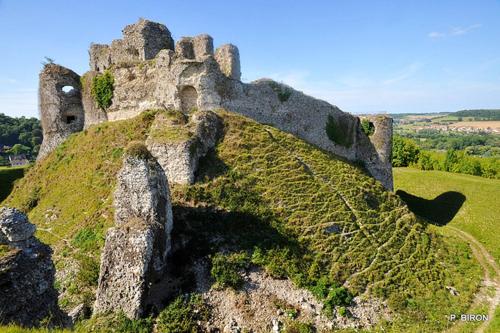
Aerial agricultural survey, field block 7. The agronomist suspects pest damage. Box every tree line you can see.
[0,113,42,165]
[392,135,499,179]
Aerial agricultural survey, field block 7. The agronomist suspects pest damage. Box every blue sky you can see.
[1,0,499,118]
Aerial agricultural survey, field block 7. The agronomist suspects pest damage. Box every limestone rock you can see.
[94,145,173,319]
[0,207,36,242]
[146,110,223,185]
[215,44,241,81]
[0,208,60,327]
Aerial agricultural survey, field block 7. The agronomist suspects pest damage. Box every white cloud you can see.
[428,24,482,39]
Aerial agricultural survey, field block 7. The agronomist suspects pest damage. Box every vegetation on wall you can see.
[91,71,114,110]
[268,81,292,103]
[361,118,375,136]
[325,115,353,147]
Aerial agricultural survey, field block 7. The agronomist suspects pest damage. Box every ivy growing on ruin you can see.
[91,70,114,110]
[361,118,375,136]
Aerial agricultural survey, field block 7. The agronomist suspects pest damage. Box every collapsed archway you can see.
[180,86,198,113]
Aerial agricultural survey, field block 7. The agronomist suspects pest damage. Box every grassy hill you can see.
[394,168,500,332]
[1,110,482,332]
[394,168,500,264]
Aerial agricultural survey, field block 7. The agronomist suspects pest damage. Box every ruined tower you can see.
[37,64,84,160]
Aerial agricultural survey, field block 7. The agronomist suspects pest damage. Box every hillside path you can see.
[448,226,500,333]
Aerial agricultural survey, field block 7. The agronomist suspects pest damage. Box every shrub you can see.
[125,141,152,160]
[325,115,354,147]
[392,136,420,167]
[309,276,353,317]
[361,119,375,136]
[156,294,209,333]
[91,70,114,110]
[76,312,153,333]
[268,81,292,102]
[210,252,249,289]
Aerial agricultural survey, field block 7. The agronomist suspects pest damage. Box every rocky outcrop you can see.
[93,143,173,319]
[0,207,60,327]
[38,64,84,161]
[146,110,223,185]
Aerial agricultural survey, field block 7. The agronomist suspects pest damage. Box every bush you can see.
[268,81,292,102]
[309,276,353,317]
[91,70,114,110]
[361,119,375,136]
[156,294,209,333]
[392,136,420,167]
[76,312,153,333]
[210,252,249,289]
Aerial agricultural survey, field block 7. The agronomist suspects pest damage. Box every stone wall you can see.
[38,19,394,190]
[89,18,174,71]
[38,64,84,161]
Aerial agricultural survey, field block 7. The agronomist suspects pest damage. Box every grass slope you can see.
[394,168,500,264]
[1,111,482,332]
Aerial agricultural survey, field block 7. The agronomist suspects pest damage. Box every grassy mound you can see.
[1,110,481,331]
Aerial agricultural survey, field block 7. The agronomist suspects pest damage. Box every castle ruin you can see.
[38,18,393,190]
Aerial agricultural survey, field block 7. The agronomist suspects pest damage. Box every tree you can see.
[392,136,420,167]
[8,144,31,155]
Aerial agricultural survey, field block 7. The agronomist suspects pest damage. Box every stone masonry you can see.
[93,144,173,319]
[37,18,393,190]
[38,64,84,161]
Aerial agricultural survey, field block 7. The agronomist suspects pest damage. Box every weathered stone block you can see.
[175,37,195,59]
[193,34,214,59]
[89,44,111,72]
[146,110,223,185]
[215,44,241,80]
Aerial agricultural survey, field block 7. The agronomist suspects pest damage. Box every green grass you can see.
[0,166,27,203]
[0,111,483,332]
[394,168,500,264]
[394,167,500,333]
[2,112,155,309]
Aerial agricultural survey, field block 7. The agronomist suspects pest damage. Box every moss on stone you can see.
[125,141,152,160]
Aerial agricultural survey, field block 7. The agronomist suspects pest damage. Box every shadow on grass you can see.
[396,190,466,226]
[0,167,25,203]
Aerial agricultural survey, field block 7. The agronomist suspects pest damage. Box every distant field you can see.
[448,120,500,130]
[0,166,26,203]
[394,167,500,264]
